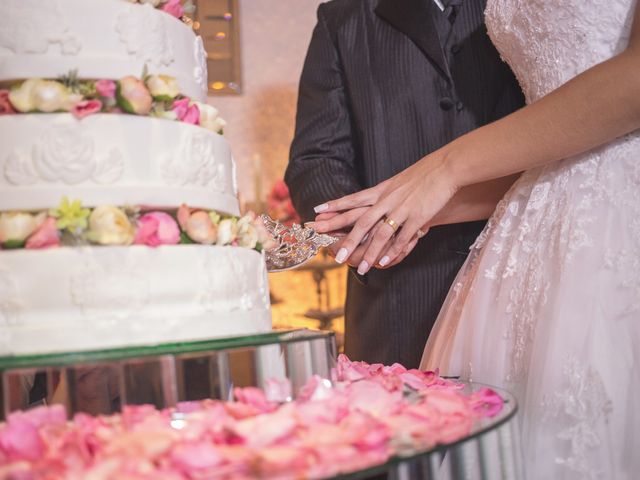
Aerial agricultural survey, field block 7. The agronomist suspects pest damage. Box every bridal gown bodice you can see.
[486,0,636,103]
[422,1,640,479]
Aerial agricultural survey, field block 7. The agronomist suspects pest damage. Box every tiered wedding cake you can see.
[0,0,272,355]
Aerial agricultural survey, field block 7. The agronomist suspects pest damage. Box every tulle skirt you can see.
[421,133,640,479]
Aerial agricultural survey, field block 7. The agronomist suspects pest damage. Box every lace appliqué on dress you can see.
[542,356,612,479]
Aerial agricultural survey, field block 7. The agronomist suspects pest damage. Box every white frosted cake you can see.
[0,0,272,355]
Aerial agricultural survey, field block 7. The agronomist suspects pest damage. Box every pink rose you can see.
[0,90,16,115]
[161,0,184,18]
[171,98,200,125]
[177,204,217,244]
[134,211,180,247]
[25,217,60,249]
[117,76,153,115]
[71,99,102,119]
[95,79,116,99]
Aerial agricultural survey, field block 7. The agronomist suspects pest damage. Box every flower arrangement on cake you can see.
[126,0,195,20]
[0,70,225,134]
[0,355,503,479]
[0,197,274,252]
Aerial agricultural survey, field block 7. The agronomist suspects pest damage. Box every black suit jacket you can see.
[285,0,524,368]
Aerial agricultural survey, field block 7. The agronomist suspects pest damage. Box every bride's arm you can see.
[446,13,640,188]
[429,174,521,226]
[315,5,640,270]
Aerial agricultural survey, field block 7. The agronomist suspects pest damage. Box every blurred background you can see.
[196,0,347,347]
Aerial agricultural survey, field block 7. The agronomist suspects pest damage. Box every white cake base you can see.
[0,245,272,355]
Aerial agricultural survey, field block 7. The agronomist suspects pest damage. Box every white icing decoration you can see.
[4,127,125,186]
[199,249,253,312]
[70,249,150,325]
[231,157,239,196]
[116,3,174,68]
[0,0,81,55]
[162,131,226,190]
[92,148,125,185]
[33,126,96,184]
[4,151,38,185]
[0,270,22,327]
[193,35,208,96]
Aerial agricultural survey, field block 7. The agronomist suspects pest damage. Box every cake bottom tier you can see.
[0,246,272,355]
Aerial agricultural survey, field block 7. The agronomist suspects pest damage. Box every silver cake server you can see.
[260,214,339,273]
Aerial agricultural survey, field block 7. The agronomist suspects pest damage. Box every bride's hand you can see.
[313,152,458,273]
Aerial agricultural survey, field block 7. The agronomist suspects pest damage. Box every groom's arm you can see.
[285,4,361,223]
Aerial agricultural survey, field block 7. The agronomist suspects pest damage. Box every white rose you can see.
[146,75,181,100]
[216,218,238,246]
[31,80,73,113]
[86,206,135,245]
[195,102,226,134]
[8,79,39,112]
[0,212,46,243]
[236,215,258,249]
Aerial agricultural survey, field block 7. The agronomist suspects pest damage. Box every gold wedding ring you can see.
[384,217,400,233]
[416,228,426,238]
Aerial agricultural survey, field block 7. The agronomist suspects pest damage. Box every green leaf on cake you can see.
[2,239,26,249]
[180,231,195,244]
[115,82,135,114]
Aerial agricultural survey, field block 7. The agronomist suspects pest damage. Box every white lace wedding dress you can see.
[421,1,640,478]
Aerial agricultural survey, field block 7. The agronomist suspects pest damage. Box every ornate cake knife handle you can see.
[259,214,339,273]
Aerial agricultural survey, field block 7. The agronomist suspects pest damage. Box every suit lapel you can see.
[375,0,450,80]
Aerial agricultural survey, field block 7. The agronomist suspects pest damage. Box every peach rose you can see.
[25,217,60,249]
[117,76,153,115]
[177,204,217,244]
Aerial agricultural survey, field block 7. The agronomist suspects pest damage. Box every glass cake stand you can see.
[331,383,523,480]
[0,329,336,418]
[0,329,524,479]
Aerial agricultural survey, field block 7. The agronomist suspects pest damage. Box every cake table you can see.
[0,330,523,479]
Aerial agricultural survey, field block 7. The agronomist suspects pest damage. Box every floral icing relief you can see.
[162,130,226,191]
[0,270,22,327]
[199,248,255,313]
[193,36,208,96]
[70,249,150,324]
[3,127,124,186]
[0,0,81,55]
[116,3,174,68]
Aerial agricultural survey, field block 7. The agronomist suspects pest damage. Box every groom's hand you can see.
[311,212,371,269]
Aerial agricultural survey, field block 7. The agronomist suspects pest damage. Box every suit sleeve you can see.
[285,5,362,222]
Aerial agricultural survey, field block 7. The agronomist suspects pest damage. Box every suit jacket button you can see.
[456,101,464,111]
[451,44,461,54]
[439,97,454,110]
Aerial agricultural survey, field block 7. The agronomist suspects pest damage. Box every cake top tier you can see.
[0,0,207,101]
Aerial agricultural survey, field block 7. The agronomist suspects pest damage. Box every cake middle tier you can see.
[0,114,239,214]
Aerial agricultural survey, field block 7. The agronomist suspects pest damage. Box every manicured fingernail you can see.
[314,203,329,213]
[379,256,390,267]
[357,261,369,275]
[335,248,348,264]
